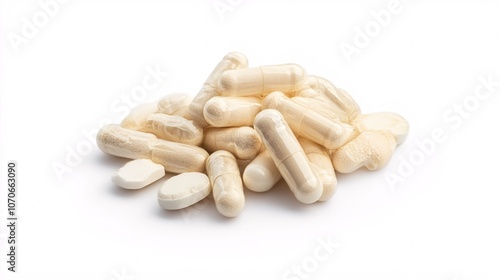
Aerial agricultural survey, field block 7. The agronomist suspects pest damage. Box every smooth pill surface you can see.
[299,138,337,201]
[243,150,281,192]
[97,124,157,159]
[157,93,192,118]
[332,130,397,173]
[120,102,158,131]
[143,113,203,145]
[204,96,261,127]
[352,112,409,145]
[157,172,211,210]
[254,109,322,204]
[112,159,165,190]
[203,127,261,160]
[189,52,248,127]
[151,139,209,173]
[206,150,245,217]
[219,64,307,97]
[293,92,349,123]
[263,91,357,150]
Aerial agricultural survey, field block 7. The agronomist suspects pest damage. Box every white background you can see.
[1,0,499,279]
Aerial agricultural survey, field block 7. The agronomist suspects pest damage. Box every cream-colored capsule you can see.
[254,109,322,204]
[97,124,157,159]
[298,138,337,201]
[203,96,261,127]
[291,95,349,123]
[150,139,209,173]
[262,91,357,150]
[96,124,208,173]
[206,150,245,217]
[120,102,158,131]
[142,113,203,146]
[157,93,192,118]
[332,130,397,173]
[242,150,281,192]
[219,64,307,97]
[203,127,261,160]
[352,112,409,145]
[188,52,248,127]
[306,76,361,121]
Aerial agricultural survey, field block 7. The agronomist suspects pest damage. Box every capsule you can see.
[157,93,192,118]
[306,76,361,121]
[188,52,248,127]
[206,150,245,217]
[254,109,322,204]
[298,137,337,201]
[218,64,307,97]
[203,127,261,160]
[120,102,158,131]
[142,113,203,146]
[150,139,209,173]
[97,124,157,159]
[291,95,349,123]
[242,150,281,192]
[203,96,261,127]
[352,112,409,145]
[262,91,357,150]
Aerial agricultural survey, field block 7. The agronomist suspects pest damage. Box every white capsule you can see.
[157,93,192,118]
[120,102,158,131]
[298,138,337,201]
[142,113,203,146]
[189,52,248,127]
[206,150,245,217]
[293,90,349,123]
[352,112,409,145]
[219,64,307,97]
[242,150,281,192]
[150,139,209,173]
[306,76,361,121]
[203,96,262,127]
[254,109,322,204]
[157,172,211,210]
[112,159,165,190]
[97,124,157,159]
[203,127,262,160]
[263,91,357,150]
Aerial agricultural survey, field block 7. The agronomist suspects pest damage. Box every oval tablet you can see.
[112,159,165,190]
[157,172,211,210]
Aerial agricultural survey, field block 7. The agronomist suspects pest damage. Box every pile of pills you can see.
[96,52,409,217]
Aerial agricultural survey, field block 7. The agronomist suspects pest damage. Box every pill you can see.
[242,150,281,192]
[203,96,262,127]
[97,124,157,159]
[332,130,397,173]
[142,113,203,145]
[306,76,361,121]
[206,150,245,217]
[219,64,307,97]
[352,112,409,145]
[262,91,357,150]
[203,127,262,160]
[291,95,349,123]
[157,172,211,210]
[121,102,158,131]
[254,109,322,204]
[112,159,165,190]
[189,52,248,127]
[298,138,337,201]
[157,93,192,118]
[150,139,209,173]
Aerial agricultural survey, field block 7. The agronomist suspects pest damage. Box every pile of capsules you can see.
[96,52,409,217]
